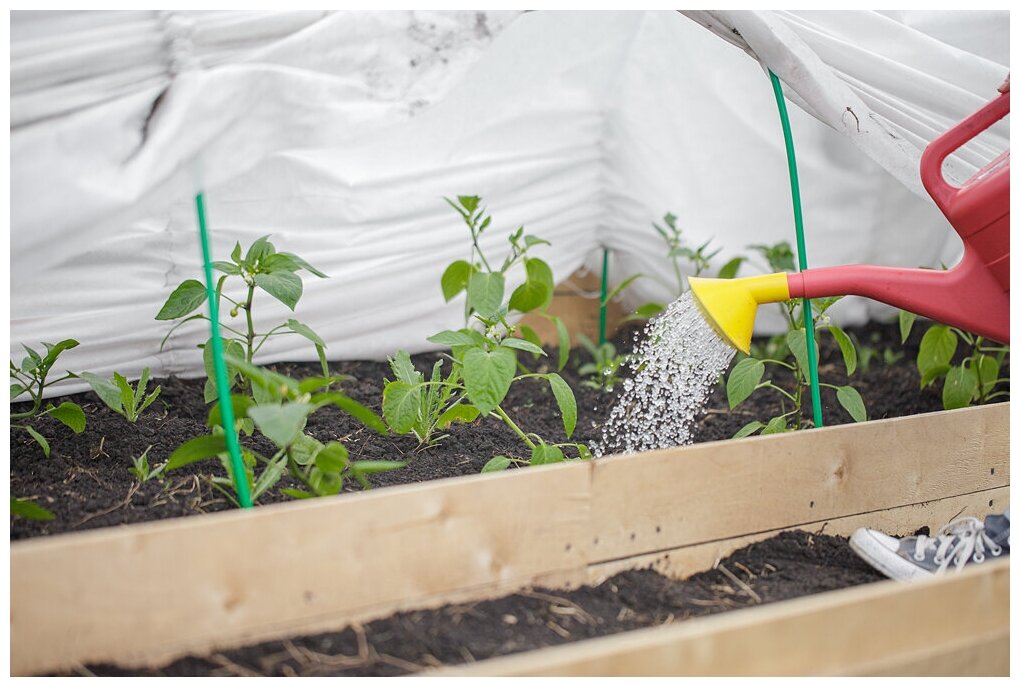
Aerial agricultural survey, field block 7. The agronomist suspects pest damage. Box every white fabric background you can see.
[9,10,1009,397]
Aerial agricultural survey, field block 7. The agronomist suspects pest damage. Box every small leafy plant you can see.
[164,358,401,504]
[128,445,166,483]
[576,334,628,392]
[726,296,867,437]
[382,351,478,448]
[418,195,586,469]
[10,339,86,457]
[901,312,1009,410]
[80,368,162,422]
[156,235,329,402]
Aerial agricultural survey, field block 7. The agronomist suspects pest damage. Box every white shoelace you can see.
[913,517,1004,573]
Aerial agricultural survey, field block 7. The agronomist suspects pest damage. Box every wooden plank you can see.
[10,404,1008,675]
[854,629,1008,676]
[581,486,1009,585]
[439,559,1008,676]
[10,463,591,676]
[589,404,1008,562]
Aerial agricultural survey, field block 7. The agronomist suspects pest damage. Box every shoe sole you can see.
[849,530,933,582]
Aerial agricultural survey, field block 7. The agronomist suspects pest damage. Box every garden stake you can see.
[768,70,823,428]
[599,247,609,346]
[195,192,253,508]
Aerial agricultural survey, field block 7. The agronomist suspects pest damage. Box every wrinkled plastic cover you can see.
[9,11,1008,397]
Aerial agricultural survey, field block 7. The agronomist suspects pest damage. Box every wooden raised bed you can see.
[10,403,1008,676]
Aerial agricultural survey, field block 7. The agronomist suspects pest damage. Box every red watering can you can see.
[691,91,1010,353]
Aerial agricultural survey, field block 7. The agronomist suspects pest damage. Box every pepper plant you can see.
[387,195,585,469]
[156,235,329,402]
[164,358,400,504]
[900,311,1009,410]
[80,368,162,422]
[726,296,867,437]
[10,339,87,457]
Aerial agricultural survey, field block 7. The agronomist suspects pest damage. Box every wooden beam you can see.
[10,404,1008,675]
[439,560,1008,676]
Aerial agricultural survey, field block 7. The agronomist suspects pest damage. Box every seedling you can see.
[10,339,86,457]
[382,351,478,448]
[164,357,400,504]
[128,446,166,483]
[726,296,867,436]
[901,312,1009,410]
[576,334,628,392]
[80,368,161,422]
[156,235,330,402]
[431,196,587,468]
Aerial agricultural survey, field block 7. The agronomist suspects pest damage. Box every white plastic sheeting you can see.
[9,10,1009,396]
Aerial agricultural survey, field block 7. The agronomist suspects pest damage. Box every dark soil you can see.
[11,319,1003,540]
[83,529,885,677]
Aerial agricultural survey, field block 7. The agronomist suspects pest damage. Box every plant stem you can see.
[243,284,256,363]
[493,405,536,449]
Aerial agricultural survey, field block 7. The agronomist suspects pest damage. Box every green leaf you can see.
[827,325,857,376]
[351,459,406,474]
[207,394,255,428]
[836,386,868,422]
[482,455,512,473]
[289,434,324,466]
[552,315,570,371]
[530,443,565,465]
[467,272,505,318]
[25,426,50,457]
[10,383,26,401]
[46,402,86,434]
[230,242,243,264]
[726,358,764,409]
[388,350,420,385]
[717,257,744,280]
[761,416,788,435]
[509,258,554,313]
[382,381,420,434]
[10,497,55,521]
[457,195,480,215]
[502,338,546,356]
[315,442,350,473]
[156,280,207,320]
[441,260,473,302]
[974,355,1000,397]
[212,261,241,275]
[786,329,817,380]
[545,373,577,438]
[312,392,389,435]
[899,310,917,343]
[286,319,326,349]
[602,273,643,306]
[254,271,303,310]
[79,371,122,411]
[920,363,951,389]
[943,365,978,410]
[732,420,765,439]
[437,404,480,429]
[252,458,287,501]
[281,488,314,500]
[114,372,135,415]
[624,302,665,322]
[244,235,275,267]
[918,325,957,377]
[264,252,327,278]
[166,434,229,471]
[41,339,80,369]
[247,403,314,447]
[518,325,543,358]
[462,346,516,416]
[427,330,480,348]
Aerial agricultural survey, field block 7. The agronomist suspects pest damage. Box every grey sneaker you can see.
[850,516,1008,581]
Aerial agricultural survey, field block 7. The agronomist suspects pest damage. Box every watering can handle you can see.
[920,92,1010,212]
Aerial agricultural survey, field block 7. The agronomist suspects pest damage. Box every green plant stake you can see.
[195,192,252,509]
[768,70,823,429]
[599,248,609,346]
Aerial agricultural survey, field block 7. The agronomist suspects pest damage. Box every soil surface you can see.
[11,319,1004,539]
[82,529,885,677]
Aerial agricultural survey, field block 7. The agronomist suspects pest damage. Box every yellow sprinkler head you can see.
[688,273,791,354]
